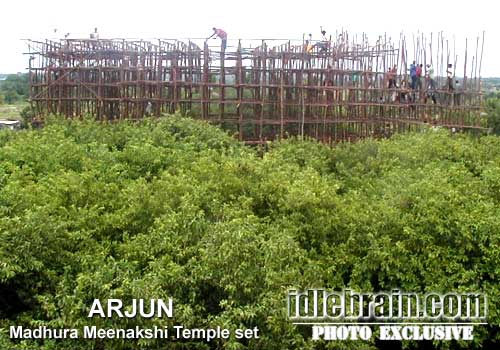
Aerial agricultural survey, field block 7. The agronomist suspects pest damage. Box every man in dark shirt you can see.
[409,61,417,90]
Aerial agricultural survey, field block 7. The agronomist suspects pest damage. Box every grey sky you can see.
[1,0,498,76]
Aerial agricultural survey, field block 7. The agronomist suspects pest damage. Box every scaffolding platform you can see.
[25,32,486,143]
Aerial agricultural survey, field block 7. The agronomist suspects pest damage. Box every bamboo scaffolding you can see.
[25,33,485,144]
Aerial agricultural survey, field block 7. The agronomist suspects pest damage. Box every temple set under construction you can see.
[25,31,486,143]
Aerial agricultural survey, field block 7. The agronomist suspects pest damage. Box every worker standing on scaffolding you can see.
[316,26,329,53]
[426,64,435,89]
[89,28,99,50]
[304,40,313,54]
[446,63,454,106]
[208,28,227,51]
[90,28,99,40]
[416,64,423,90]
[388,65,397,88]
[446,64,454,91]
[426,64,436,104]
[409,61,417,89]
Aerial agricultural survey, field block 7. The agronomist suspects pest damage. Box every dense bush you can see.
[0,115,498,349]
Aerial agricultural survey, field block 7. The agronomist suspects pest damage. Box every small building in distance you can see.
[0,120,21,130]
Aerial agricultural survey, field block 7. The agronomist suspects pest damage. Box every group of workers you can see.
[207,26,463,106]
[407,61,447,92]
[208,26,331,53]
[383,61,463,105]
[304,27,331,54]
[208,26,333,54]
[406,61,459,94]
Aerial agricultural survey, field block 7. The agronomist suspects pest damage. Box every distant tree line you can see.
[0,74,29,104]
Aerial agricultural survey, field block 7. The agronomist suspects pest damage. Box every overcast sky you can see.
[1,0,498,76]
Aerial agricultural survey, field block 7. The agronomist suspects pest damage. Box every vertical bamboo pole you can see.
[280,51,285,140]
[202,42,209,120]
[478,31,485,93]
[237,40,244,141]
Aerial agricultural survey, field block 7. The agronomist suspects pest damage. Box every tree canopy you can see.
[0,115,499,349]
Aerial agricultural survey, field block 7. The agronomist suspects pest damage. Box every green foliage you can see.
[486,96,500,135]
[0,74,29,104]
[0,115,499,349]
[19,106,35,126]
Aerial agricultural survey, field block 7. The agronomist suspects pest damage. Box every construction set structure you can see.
[26,32,486,143]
